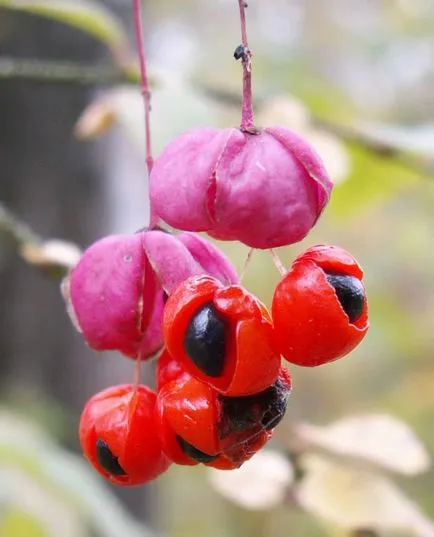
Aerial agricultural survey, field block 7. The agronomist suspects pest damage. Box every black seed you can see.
[184,303,227,377]
[177,436,218,463]
[96,439,127,476]
[234,44,245,60]
[260,376,290,430]
[220,376,291,437]
[326,273,365,323]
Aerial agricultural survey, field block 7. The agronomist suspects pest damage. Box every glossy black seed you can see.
[96,438,127,476]
[177,436,219,463]
[220,376,291,437]
[326,273,365,323]
[184,303,227,377]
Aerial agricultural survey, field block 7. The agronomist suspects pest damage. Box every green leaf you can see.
[1,509,48,537]
[39,451,152,537]
[2,389,72,442]
[0,1,131,62]
[328,143,419,218]
[0,410,152,537]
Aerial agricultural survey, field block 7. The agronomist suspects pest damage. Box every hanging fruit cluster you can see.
[62,0,369,487]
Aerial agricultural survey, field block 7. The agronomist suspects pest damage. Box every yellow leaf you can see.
[1,509,47,537]
[296,414,430,476]
[208,450,294,510]
[20,240,82,272]
[296,455,434,536]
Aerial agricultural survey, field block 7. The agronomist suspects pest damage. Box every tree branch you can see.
[351,530,379,537]
[0,56,432,178]
[0,202,41,248]
[0,57,138,86]
[313,117,434,178]
[201,85,434,178]
[0,203,81,278]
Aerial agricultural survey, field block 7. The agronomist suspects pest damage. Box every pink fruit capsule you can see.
[62,230,238,360]
[150,126,332,249]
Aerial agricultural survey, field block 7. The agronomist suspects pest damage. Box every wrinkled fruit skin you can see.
[63,230,238,360]
[272,245,369,367]
[150,127,333,249]
[64,233,162,359]
[79,384,171,486]
[163,275,281,396]
[156,368,291,467]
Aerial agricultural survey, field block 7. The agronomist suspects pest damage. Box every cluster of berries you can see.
[63,229,367,486]
[61,5,368,488]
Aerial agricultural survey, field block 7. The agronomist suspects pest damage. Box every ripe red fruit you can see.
[272,245,369,367]
[63,230,238,360]
[156,348,190,391]
[163,275,281,396]
[156,368,291,467]
[79,384,170,486]
[150,127,332,249]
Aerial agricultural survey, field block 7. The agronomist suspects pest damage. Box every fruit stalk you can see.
[237,0,255,133]
[270,249,287,276]
[133,0,158,226]
[133,351,142,394]
[133,0,153,175]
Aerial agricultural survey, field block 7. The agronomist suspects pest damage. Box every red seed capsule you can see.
[79,384,171,486]
[272,245,369,367]
[163,275,281,396]
[156,368,291,467]
[156,348,190,391]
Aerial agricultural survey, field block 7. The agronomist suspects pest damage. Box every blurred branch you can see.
[0,202,41,248]
[313,118,434,177]
[1,56,433,177]
[0,57,132,86]
[199,85,434,178]
[0,202,80,278]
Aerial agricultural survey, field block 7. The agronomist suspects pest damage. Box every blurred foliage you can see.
[0,0,131,64]
[0,408,152,537]
[1,1,434,537]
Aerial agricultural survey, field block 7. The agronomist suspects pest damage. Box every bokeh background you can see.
[1,1,434,536]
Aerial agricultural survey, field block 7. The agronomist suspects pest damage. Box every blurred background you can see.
[0,1,434,536]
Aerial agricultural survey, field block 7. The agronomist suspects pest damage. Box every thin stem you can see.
[133,353,142,393]
[237,0,255,132]
[239,247,254,283]
[133,0,153,176]
[270,249,287,276]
